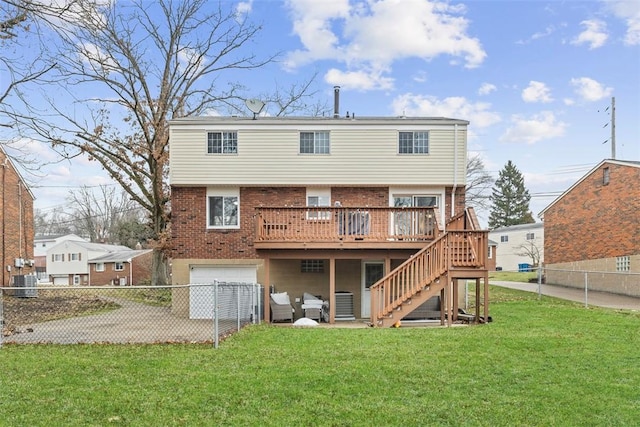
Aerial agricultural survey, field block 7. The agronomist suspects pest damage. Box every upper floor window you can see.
[207,131,237,154]
[300,131,330,154]
[500,235,508,243]
[207,187,240,229]
[399,131,429,154]
[526,233,535,240]
[95,263,105,272]
[52,253,64,262]
[603,167,610,185]
[114,262,124,271]
[70,253,82,261]
[307,188,331,220]
[616,256,630,272]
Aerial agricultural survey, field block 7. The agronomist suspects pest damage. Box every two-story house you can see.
[1,145,35,288]
[489,223,544,272]
[169,110,489,326]
[540,159,640,296]
[34,233,87,282]
[47,240,152,286]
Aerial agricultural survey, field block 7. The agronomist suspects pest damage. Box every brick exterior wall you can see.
[89,252,153,286]
[544,162,640,265]
[0,150,35,287]
[171,185,466,261]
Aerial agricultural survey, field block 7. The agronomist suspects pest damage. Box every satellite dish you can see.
[245,99,265,119]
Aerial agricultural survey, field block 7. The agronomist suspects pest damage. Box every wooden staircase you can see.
[370,208,489,327]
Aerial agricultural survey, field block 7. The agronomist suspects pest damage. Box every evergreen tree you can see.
[488,160,534,229]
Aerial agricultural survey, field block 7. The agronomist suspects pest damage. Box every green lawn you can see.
[1,286,639,426]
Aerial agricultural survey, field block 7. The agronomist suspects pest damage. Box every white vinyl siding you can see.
[169,120,467,186]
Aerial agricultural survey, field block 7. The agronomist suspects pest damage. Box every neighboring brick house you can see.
[46,240,151,286]
[88,249,153,286]
[169,106,490,326]
[540,159,640,296]
[0,145,35,287]
[488,223,544,272]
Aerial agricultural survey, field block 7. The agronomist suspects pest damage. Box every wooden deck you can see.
[255,206,443,249]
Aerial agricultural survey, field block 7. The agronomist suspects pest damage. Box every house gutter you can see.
[451,124,459,218]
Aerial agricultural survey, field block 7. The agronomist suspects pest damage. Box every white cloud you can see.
[500,111,567,144]
[78,42,116,71]
[605,0,640,45]
[478,83,496,96]
[177,47,205,73]
[571,19,608,49]
[570,77,613,102]
[325,68,394,91]
[284,0,486,91]
[391,94,501,128]
[236,0,253,16]
[522,81,553,103]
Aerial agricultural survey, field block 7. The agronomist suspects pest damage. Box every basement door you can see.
[361,261,384,318]
[189,266,257,319]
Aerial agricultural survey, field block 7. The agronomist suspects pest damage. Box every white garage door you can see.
[189,266,257,319]
[52,276,69,286]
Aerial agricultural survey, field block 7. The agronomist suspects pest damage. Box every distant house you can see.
[540,159,640,296]
[46,240,152,286]
[34,233,87,282]
[488,223,544,272]
[0,145,36,287]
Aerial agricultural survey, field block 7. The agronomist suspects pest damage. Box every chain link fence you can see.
[1,282,263,348]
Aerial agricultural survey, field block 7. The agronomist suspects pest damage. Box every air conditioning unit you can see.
[14,258,25,268]
[25,259,35,267]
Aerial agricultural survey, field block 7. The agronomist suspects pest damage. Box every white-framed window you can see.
[207,131,238,154]
[526,233,535,240]
[488,246,493,259]
[301,260,324,273]
[52,253,64,262]
[95,263,105,272]
[616,256,630,272]
[70,253,82,261]
[207,187,240,229]
[307,188,331,220]
[501,235,508,243]
[114,262,125,271]
[300,131,330,154]
[392,194,438,236]
[398,131,429,154]
[603,167,610,185]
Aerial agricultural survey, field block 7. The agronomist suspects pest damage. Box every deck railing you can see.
[255,207,443,242]
[370,229,488,321]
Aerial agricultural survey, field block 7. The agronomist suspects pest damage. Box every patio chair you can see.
[270,292,295,323]
[302,292,324,322]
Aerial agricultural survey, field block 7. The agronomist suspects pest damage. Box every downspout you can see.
[451,124,458,219]
[129,258,133,286]
[2,158,6,287]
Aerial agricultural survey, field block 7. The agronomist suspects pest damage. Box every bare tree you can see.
[15,0,322,285]
[66,184,140,244]
[466,153,494,212]
[515,241,541,267]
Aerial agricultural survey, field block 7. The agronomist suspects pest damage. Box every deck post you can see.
[329,257,336,324]
[264,257,270,323]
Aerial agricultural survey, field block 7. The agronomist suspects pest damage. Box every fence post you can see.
[214,281,219,349]
[537,266,542,300]
[237,284,241,332]
[584,272,588,308]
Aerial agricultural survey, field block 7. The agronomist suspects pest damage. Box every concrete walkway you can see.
[491,280,640,311]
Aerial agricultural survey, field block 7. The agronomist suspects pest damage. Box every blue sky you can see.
[21,0,640,224]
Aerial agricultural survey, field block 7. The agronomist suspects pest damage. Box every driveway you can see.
[491,280,640,311]
[3,297,220,344]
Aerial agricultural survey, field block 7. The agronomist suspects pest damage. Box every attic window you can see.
[603,167,610,185]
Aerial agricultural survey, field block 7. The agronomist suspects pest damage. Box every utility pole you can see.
[610,96,616,159]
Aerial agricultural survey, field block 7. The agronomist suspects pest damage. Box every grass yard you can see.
[1,286,639,426]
